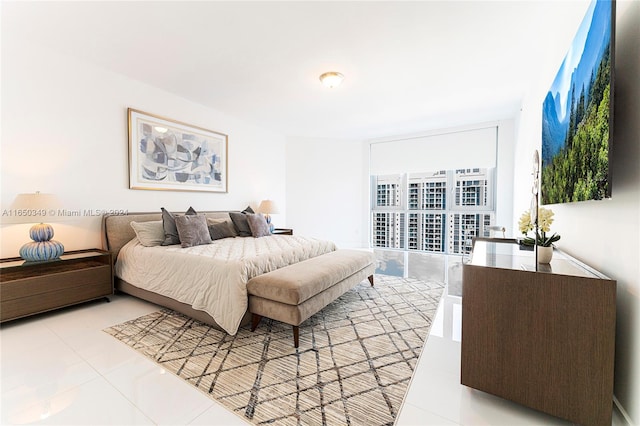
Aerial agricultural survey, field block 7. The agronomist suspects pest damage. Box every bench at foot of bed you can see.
[247,249,376,348]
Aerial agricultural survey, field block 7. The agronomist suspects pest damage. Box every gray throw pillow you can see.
[229,211,252,237]
[246,213,271,238]
[175,214,212,248]
[161,207,196,245]
[208,221,238,240]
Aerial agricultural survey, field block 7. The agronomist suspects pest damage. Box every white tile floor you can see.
[0,288,628,425]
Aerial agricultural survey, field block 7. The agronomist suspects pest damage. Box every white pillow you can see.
[130,221,165,247]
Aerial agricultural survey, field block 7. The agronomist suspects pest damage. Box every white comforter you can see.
[115,235,336,334]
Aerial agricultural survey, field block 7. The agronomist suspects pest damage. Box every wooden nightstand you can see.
[272,228,293,235]
[0,249,113,323]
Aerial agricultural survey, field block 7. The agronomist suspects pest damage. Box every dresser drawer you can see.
[1,278,112,321]
[1,265,112,300]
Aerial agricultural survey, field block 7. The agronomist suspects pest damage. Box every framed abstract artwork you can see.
[128,108,228,193]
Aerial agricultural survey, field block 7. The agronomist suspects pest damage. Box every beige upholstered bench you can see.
[247,249,376,348]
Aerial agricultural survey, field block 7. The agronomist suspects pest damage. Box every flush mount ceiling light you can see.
[319,71,344,88]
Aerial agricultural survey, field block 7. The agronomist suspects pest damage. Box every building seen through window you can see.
[371,168,495,255]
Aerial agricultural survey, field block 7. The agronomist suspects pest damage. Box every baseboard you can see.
[614,395,635,426]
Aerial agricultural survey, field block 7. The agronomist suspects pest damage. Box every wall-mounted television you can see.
[541,0,615,204]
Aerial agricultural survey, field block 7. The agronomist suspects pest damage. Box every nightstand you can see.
[0,249,113,323]
[272,228,293,235]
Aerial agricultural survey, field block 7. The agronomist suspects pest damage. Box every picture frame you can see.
[541,0,613,204]
[128,108,228,193]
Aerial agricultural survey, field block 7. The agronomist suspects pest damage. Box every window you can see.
[373,212,405,249]
[369,126,498,255]
[374,175,402,209]
[371,168,495,254]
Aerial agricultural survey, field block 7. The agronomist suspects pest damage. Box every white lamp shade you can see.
[4,192,62,224]
[257,200,280,215]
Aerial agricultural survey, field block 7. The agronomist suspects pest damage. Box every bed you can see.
[102,211,337,334]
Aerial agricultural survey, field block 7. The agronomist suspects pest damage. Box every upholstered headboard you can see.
[102,211,234,261]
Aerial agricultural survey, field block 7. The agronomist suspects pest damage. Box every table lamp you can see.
[257,199,280,232]
[11,192,64,262]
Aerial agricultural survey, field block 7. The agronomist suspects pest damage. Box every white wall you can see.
[512,1,640,422]
[285,137,368,249]
[1,38,287,257]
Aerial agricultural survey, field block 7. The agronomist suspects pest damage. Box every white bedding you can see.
[115,235,337,334]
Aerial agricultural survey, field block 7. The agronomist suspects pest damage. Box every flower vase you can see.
[537,246,553,264]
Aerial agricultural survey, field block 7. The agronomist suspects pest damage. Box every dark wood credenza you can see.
[461,239,616,426]
[0,249,113,323]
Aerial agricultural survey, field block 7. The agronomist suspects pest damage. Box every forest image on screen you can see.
[541,0,613,204]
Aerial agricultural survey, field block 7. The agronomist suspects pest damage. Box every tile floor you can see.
[0,285,628,425]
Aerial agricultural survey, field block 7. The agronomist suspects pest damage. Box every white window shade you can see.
[370,127,497,175]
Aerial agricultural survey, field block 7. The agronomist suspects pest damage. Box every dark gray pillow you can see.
[246,213,271,238]
[175,214,212,248]
[208,221,238,240]
[161,207,197,245]
[242,205,255,214]
[230,212,252,237]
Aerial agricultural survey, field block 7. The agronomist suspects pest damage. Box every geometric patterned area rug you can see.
[104,275,445,425]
